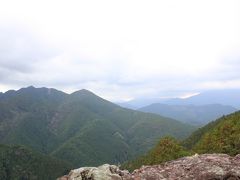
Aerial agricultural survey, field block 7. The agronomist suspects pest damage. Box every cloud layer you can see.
[0,0,240,101]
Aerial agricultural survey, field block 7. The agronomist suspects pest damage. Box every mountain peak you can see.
[26,85,36,89]
[71,89,96,97]
[79,89,92,93]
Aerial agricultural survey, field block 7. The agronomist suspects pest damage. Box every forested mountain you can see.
[181,116,225,150]
[0,86,195,167]
[0,144,71,180]
[139,103,236,125]
[123,111,240,171]
[184,111,240,155]
[122,136,190,171]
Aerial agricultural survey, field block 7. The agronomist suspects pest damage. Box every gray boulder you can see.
[57,164,130,180]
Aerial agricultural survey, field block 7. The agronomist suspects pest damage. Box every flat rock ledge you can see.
[58,154,240,180]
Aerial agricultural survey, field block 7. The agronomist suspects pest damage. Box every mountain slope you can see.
[139,103,236,125]
[192,111,240,155]
[0,86,195,167]
[0,86,67,153]
[122,111,240,173]
[0,144,71,180]
[122,136,190,171]
[51,108,193,166]
[183,111,240,155]
[50,90,195,166]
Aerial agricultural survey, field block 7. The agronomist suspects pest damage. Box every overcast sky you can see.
[0,0,240,101]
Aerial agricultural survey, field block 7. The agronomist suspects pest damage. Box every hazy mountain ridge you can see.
[0,86,195,167]
[165,90,240,108]
[120,89,240,109]
[139,103,237,125]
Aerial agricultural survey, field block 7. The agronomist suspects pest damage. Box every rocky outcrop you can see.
[58,154,240,180]
[130,154,240,180]
[57,164,130,180]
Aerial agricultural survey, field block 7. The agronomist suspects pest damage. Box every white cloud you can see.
[0,0,240,101]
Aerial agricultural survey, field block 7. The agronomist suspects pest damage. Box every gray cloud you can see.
[0,0,240,101]
[0,24,62,88]
[0,24,60,73]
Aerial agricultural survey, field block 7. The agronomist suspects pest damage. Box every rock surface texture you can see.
[58,154,240,180]
[57,164,130,180]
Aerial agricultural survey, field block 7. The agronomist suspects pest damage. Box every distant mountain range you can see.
[118,97,168,109]
[0,86,194,169]
[139,103,237,126]
[119,89,240,109]
[165,90,240,108]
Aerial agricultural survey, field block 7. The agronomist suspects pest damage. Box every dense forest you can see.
[123,111,240,171]
[0,144,71,180]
